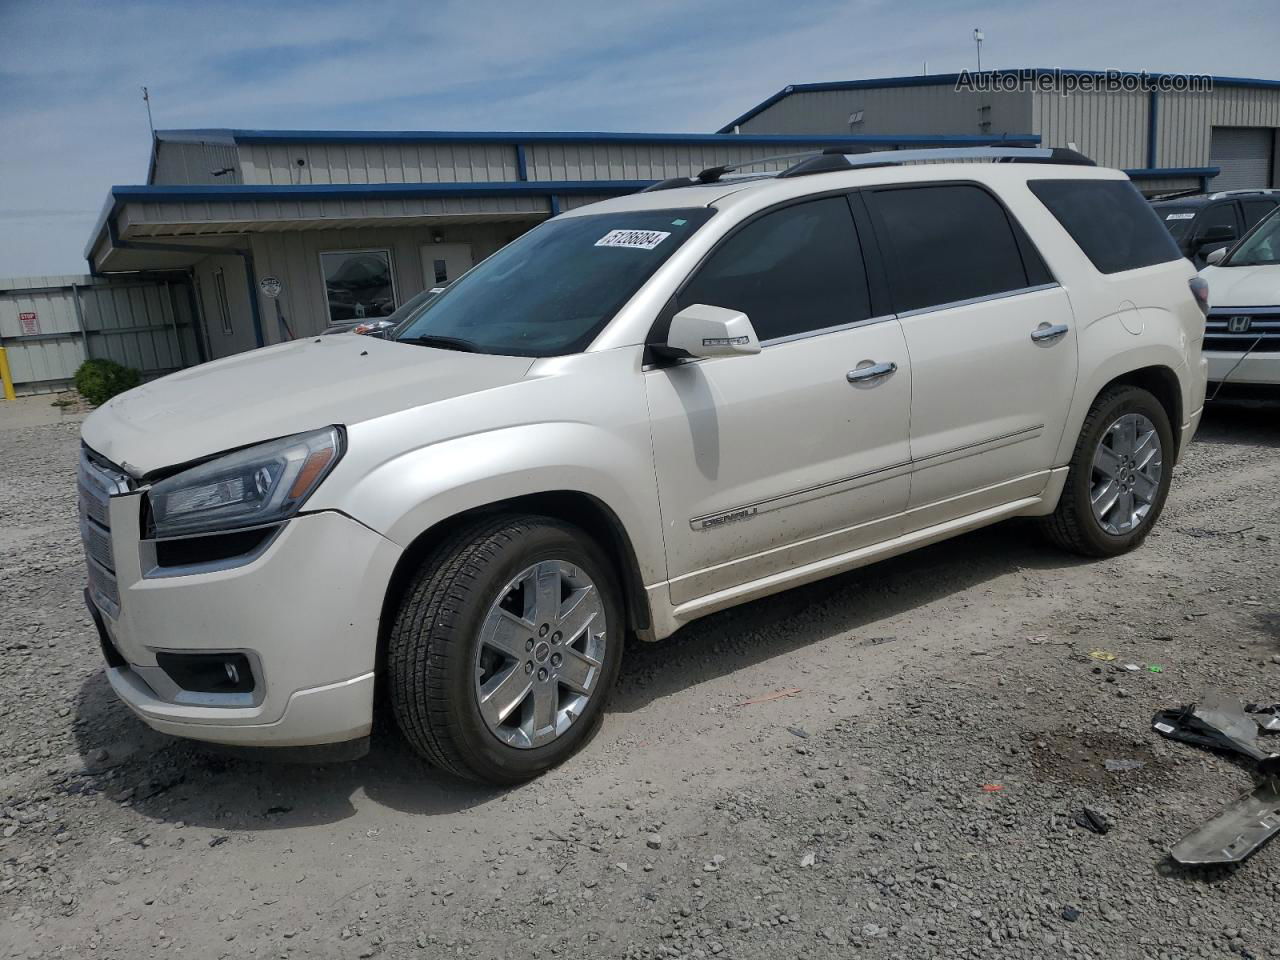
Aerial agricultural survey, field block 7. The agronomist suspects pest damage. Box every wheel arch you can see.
[1094,364,1184,458]
[375,491,653,687]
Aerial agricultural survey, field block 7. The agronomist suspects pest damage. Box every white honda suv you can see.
[78,147,1208,784]
[1200,205,1280,395]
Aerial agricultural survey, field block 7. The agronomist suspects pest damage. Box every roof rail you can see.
[1207,188,1280,200]
[639,151,817,192]
[778,145,1095,178]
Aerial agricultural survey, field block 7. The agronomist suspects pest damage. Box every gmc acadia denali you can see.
[78,146,1209,783]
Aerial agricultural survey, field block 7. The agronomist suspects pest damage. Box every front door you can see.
[420,243,474,289]
[645,196,913,607]
[862,182,1079,517]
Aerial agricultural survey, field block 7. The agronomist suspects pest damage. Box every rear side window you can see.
[676,196,872,342]
[1029,179,1182,274]
[1242,199,1278,230]
[865,184,1046,314]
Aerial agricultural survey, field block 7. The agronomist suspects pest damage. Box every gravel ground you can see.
[1,398,1278,960]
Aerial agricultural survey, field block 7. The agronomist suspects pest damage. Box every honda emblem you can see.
[1228,316,1252,333]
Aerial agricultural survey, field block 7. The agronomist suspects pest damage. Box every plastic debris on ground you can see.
[1088,650,1118,662]
[1073,806,1111,835]
[1152,694,1280,866]
[1103,758,1145,772]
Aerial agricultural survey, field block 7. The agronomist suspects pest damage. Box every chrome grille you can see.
[79,448,130,619]
[1205,307,1280,354]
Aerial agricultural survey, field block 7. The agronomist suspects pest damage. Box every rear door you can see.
[1242,198,1279,232]
[645,195,912,606]
[862,182,1078,517]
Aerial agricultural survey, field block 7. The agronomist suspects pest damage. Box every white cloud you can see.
[0,0,1275,276]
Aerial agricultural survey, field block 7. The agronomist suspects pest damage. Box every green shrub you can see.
[73,359,141,406]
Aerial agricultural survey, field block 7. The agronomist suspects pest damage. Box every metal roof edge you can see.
[719,68,1280,132]
[1124,166,1221,178]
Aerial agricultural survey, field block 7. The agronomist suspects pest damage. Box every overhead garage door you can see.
[1209,127,1275,191]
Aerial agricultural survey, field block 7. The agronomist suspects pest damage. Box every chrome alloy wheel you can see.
[473,560,608,749]
[1090,413,1163,536]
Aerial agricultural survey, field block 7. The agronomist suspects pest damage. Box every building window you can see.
[432,258,449,284]
[213,268,233,335]
[319,249,396,323]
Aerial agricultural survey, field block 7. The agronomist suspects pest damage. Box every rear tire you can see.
[1040,385,1174,557]
[387,514,623,785]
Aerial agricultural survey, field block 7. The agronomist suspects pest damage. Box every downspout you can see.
[105,216,266,349]
[1146,89,1159,170]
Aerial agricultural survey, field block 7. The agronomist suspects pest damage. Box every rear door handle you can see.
[1030,322,1069,344]
[846,361,898,384]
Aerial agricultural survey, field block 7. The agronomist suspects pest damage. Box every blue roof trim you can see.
[1123,166,1220,179]
[155,127,1037,148]
[718,68,1280,132]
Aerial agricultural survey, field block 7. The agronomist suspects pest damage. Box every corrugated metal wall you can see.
[1031,89,1150,168]
[1155,86,1280,170]
[0,275,199,395]
[523,142,833,180]
[152,141,243,185]
[735,86,1032,138]
[238,143,518,185]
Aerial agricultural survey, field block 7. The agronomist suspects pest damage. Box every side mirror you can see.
[662,304,761,359]
[1204,247,1228,267]
[1195,224,1235,248]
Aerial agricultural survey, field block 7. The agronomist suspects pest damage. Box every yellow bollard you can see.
[0,348,15,401]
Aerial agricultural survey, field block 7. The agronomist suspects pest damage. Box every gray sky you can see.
[1,0,1276,278]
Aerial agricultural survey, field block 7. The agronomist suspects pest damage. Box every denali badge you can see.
[1228,316,1252,333]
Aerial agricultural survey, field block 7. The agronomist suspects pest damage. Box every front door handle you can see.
[1031,322,1069,344]
[846,361,898,384]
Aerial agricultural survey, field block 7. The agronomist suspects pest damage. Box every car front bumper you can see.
[86,505,401,748]
[1206,350,1280,387]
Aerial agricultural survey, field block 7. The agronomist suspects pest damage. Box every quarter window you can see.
[1029,179,1182,274]
[866,184,1041,314]
[676,196,871,342]
[320,249,396,324]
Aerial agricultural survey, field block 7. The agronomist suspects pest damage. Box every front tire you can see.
[1041,385,1174,557]
[388,515,623,785]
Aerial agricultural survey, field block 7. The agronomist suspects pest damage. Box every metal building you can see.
[719,69,1280,196]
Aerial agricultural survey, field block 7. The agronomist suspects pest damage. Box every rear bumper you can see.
[1206,351,1280,387]
[87,509,400,748]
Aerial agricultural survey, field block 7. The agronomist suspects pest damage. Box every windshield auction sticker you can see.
[1164,212,1195,220]
[595,229,671,250]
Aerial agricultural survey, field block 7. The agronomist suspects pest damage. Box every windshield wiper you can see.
[399,334,481,353]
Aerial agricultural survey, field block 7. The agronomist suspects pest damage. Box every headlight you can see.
[147,427,343,539]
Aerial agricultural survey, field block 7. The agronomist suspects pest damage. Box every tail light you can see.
[1189,276,1210,317]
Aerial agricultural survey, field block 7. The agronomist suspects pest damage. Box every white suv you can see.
[1200,205,1280,394]
[79,147,1208,783]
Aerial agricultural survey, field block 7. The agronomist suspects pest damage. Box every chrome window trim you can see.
[759,313,897,347]
[895,282,1061,320]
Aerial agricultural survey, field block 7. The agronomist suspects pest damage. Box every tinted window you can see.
[1029,179,1182,274]
[867,184,1035,313]
[396,209,713,356]
[1193,202,1239,241]
[1152,203,1198,241]
[1241,199,1277,230]
[676,196,871,341]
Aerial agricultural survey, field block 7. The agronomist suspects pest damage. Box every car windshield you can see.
[1153,204,1198,241]
[394,208,714,356]
[1224,208,1280,266]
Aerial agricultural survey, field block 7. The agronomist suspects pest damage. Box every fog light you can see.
[155,652,255,694]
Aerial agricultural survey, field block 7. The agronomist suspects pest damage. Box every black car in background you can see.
[1150,189,1279,267]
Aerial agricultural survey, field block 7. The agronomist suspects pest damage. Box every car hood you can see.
[1200,264,1280,307]
[81,335,534,477]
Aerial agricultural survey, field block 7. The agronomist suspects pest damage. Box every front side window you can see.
[395,209,713,356]
[676,196,872,342]
[1224,208,1280,267]
[1192,203,1239,243]
[866,184,1038,313]
[320,249,396,324]
[1029,179,1182,274]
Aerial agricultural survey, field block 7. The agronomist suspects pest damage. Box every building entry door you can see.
[420,243,474,290]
